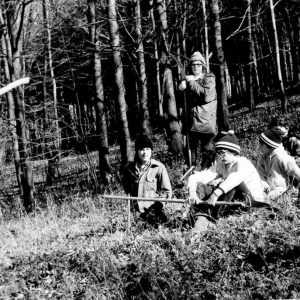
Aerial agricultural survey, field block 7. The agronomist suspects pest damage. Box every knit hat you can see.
[190,51,206,65]
[215,130,241,154]
[272,126,288,138]
[260,128,284,148]
[135,134,153,151]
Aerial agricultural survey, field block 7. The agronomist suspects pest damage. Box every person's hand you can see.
[206,192,219,206]
[186,75,195,82]
[179,80,187,91]
[187,192,201,205]
[206,188,223,206]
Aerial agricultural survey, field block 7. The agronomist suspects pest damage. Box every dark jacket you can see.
[187,73,217,134]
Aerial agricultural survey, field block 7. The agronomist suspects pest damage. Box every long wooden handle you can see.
[103,194,185,203]
[102,194,245,206]
[0,77,30,96]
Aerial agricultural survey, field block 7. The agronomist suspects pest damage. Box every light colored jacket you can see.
[257,146,300,197]
[122,159,172,212]
[188,156,265,202]
[187,73,217,134]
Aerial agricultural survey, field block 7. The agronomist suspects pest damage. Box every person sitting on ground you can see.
[268,116,300,159]
[187,131,266,231]
[257,128,300,202]
[121,134,172,226]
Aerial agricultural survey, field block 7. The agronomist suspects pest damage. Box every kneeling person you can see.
[187,132,265,230]
[121,134,172,226]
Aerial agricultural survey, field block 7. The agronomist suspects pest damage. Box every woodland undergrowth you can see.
[1,99,300,299]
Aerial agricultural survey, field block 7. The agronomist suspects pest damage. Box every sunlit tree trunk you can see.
[0,1,34,211]
[87,0,112,183]
[108,0,132,166]
[134,0,152,136]
[43,0,60,184]
[210,0,229,131]
[149,0,162,118]
[0,35,21,189]
[202,0,209,72]
[247,0,255,111]
[269,0,287,112]
[154,0,183,154]
[283,6,299,85]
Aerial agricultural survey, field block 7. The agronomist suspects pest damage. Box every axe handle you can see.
[102,195,245,206]
[180,166,195,181]
[103,195,185,203]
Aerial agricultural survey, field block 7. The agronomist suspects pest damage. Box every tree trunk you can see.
[155,0,183,154]
[247,0,255,111]
[210,0,229,131]
[269,0,287,112]
[108,0,132,166]
[202,0,210,72]
[0,1,34,212]
[0,31,21,190]
[134,0,152,136]
[87,0,112,184]
[43,0,60,185]
[149,0,162,118]
[283,6,299,85]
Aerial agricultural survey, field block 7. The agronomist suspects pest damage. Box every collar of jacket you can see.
[135,158,160,169]
[265,145,285,159]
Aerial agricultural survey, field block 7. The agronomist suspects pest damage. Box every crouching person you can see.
[121,134,172,227]
[257,128,300,202]
[187,131,266,232]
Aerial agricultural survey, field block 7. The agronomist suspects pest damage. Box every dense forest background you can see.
[1,0,300,210]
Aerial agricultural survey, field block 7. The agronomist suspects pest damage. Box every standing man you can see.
[121,134,172,226]
[179,51,217,169]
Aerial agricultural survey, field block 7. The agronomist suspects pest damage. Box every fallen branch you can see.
[0,77,30,96]
[102,194,245,206]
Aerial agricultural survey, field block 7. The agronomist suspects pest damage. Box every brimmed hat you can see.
[215,130,241,154]
[135,134,153,151]
[190,51,206,65]
[260,128,284,148]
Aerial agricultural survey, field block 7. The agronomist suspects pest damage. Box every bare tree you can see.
[133,0,152,136]
[0,0,34,211]
[108,0,132,166]
[269,0,287,112]
[202,0,210,72]
[210,0,229,131]
[42,0,61,184]
[87,0,112,183]
[247,0,255,111]
[154,0,183,154]
[149,0,162,118]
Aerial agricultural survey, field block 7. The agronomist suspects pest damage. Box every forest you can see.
[1,0,300,299]
[0,0,299,210]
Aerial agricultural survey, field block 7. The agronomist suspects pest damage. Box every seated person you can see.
[268,116,300,159]
[187,131,266,231]
[121,134,172,226]
[257,128,300,201]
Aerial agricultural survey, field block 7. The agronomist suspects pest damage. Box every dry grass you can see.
[1,96,300,299]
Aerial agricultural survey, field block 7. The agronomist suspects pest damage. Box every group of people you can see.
[121,51,300,231]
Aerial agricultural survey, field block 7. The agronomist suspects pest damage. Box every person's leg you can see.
[189,131,200,166]
[199,133,216,170]
[193,184,235,225]
[189,184,216,231]
[144,202,168,227]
